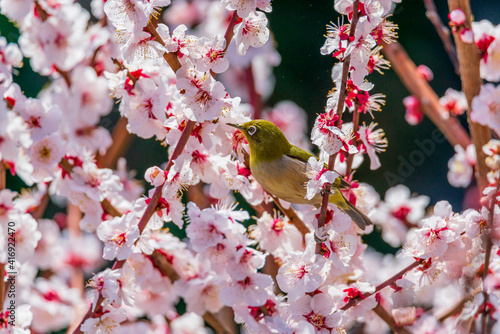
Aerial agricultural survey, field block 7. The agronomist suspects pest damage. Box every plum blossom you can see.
[86,268,122,311]
[322,230,357,271]
[18,5,89,74]
[357,122,388,170]
[104,0,170,33]
[221,0,271,19]
[276,246,326,301]
[80,307,128,334]
[305,157,339,200]
[439,88,467,117]
[4,212,41,264]
[126,77,170,140]
[176,65,227,122]
[403,95,423,125]
[29,277,82,333]
[220,272,274,307]
[471,20,500,82]
[289,292,343,333]
[372,185,430,247]
[311,112,358,155]
[0,37,23,78]
[29,134,65,181]
[144,166,167,187]
[97,212,140,261]
[471,83,500,136]
[163,24,199,58]
[196,36,229,73]
[249,211,303,254]
[483,139,500,170]
[403,201,459,259]
[233,11,270,55]
[16,98,61,141]
[170,313,209,334]
[447,144,476,188]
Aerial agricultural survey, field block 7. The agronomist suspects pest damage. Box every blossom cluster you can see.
[1,0,500,333]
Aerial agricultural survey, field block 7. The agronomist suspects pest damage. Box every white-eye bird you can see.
[229,119,372,230]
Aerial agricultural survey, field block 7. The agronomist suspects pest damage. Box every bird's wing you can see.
[286,145,352,189]
[286,145,316,164]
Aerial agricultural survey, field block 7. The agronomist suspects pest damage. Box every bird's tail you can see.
[343,200,372,230]
[327,188,373,230]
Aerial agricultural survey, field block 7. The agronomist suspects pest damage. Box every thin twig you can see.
[373,304,411,334]
[345,107,360,176]
[341,259,423,310]
[271,196,310,238]
[382,41,471,149]
[223,11,239,54]
[438,287,481,322]
[447,0,491,194]
[245,64,262,119]
[423,0,460,74]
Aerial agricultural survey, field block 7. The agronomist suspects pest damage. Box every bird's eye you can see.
[248,125,257,136]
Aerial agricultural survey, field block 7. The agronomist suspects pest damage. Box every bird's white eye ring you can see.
[248,126,257,136]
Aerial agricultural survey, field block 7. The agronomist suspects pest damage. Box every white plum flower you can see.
[86,268,122,311]
[176,65,227,122]
[471,83,500,136]
[80,307,128,334]
[233,11,270,55]
[305,157,339,200]
[447,144,476,188]
[144,166,166,187]
[97,212,140,261]
[220,272,273,307]
[276,246,326,302]
[357,122,388,170]
[196,36,229,74]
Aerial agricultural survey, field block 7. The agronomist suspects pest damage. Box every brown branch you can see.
[245,64,262,119]
[447,0,491,194]
[345,107,360,176]
[0,265,4,312]
[373,304,411,334]
[335,0,361,122]
[341,259,423,311]
[317,0,361,253]
[271,196,310,238]
[438,287,481,322]
[223,11,239,54]
[423,0,460,74]
[146,22,182,72]
[97,117,134,169]
[29,192,50,219]
[0,162,5,190]
[382,41,471,149]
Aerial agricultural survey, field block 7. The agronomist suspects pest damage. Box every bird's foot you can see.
[320,188,332,196]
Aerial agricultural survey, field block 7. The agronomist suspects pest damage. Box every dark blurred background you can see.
[3,0,500,242]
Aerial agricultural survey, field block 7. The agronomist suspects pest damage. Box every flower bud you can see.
[416,65,433,81]
[460,28,474,44]
[392,307,417,327]
[145,166,166,187]
[449,9,466,26]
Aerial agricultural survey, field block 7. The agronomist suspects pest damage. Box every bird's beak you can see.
[227,123,244,131]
